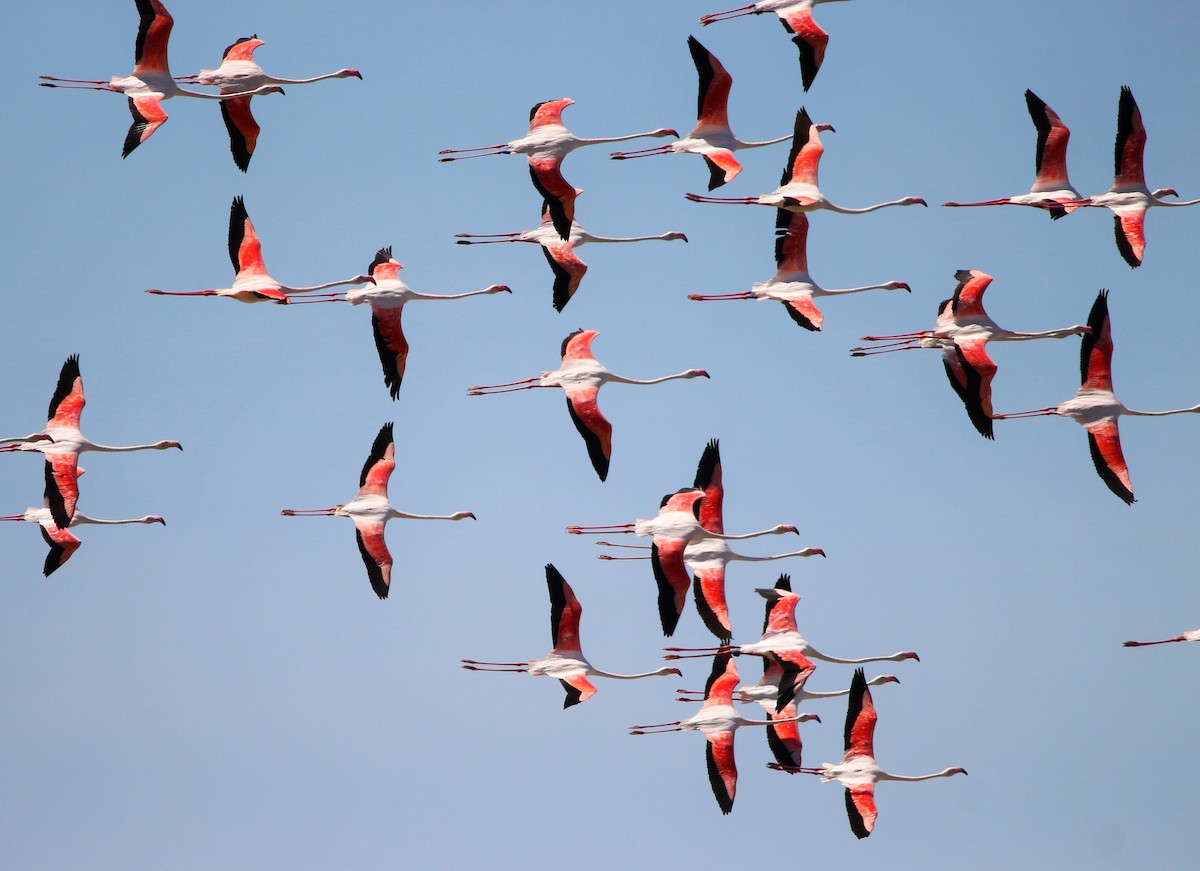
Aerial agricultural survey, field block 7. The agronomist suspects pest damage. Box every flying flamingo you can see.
[699,0,852,91]
[455,205,686,311]
[1065,87,1200,267]
[630,652,819,814]
[1,463,164,577]
[769,668,967,839]
[461,564,681,708]
[568,487,798,636]
[994,291,1200,505]
[439,98,677,238]
[280,423,476,599]
[146,197,372,304]
[173,35,360,171]
[39,0,284,158]
[663,576,919,665]
[467,329,709,482]
[609,37,790,189]
[1124,629,1200,648]
[686,108,927,214]
[0,355,181,530]
[852,269,1090,439]
[943,90,1083,219]
[689,210,910,331]
[308,247,510,399]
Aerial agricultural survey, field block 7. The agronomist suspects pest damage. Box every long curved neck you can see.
[575,131,668,146]
[715,526,794,540]
[606,371,698,386]
[582,233,679,244]
[730,549,821,562]
[1124,404,1200,417]
[591,668,672,680]
[803,646,900,665]
[735,134,791,149]
[823,199,910,214]
[404,288,499,300]
[282,277,365,295]
[72,512,158,526]
[387,509,467,521]
[879,769,960,782]
[85,442,168,452]
[820,283,898,296]
[263,72,347,85]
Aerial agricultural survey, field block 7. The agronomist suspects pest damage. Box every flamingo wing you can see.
[227,196,270,277]
[357,423,396,497]
[692,564,732,643]
[133,0,173,71]
[688,36,732,131]
[843,668,877,759]
[218,95,259,172]
[765,648,816,713]
[949,268,992,317]
[45,454,81,531]
[942,339,996,440]
[1085,419,1135,505]
[542,242,587,312]
[39,523,81,577]
[775,209,809,271]
[122,93,169,158]
[651,538,691,636]
[528,160,577,240]
[353,520,392,599]
[765,702,806,769]
[369,305,409,400]
[558,673,598,709]
[778,9,829,91]
[1025,90,1072,193]
[1112,86,1147,190]
[1079,291,1114,390]
[563,385,612,482]
[783,107,822,187]
[705,730,738,814]
[693,438,724,534]
[47,354,85,429]
[782,296,824,332]
[545,563,583,652]
[845,782,878,839]
[1111,207,1146,268]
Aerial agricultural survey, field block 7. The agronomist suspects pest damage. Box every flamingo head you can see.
[871,675,901,686]
[687,369,710,379]
[1153,188,1179,199]
[339,69,363,79]
[452,511,477,521]
[666,231,689,242]
[796,713,821,724]
[144,516,166,525]
[815,123,836,133]
[659,667,684,677]
[898,651,920,662]
[888,281,911,292]
[157,441,183,451]
[904,197,929,207]
[655,128,680,138]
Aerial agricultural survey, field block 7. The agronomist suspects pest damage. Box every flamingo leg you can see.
[686,193,758,204]
[689,292,754,301]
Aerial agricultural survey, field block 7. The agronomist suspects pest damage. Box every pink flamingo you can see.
[280,423,476,599]
[439,98,676,238]
[146,197,372,304]
[0,355,181,529]
[769,668,967,839]
[468,329,709,482]
[610,37,789,188]
[699,0,853,91]
[40,0,283,158]
[174,35,360,171]
[455,205,686,311]
[686,108,926,214]
[943,90,1083,219]
[994,291,1200,505]
[462,564,681,708]
[689,211,909,331]
[630,652,820,814]
[1073,87,1200,267]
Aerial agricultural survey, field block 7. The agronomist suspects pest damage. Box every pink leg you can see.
[564,524,635,534]
[689,292,754,301]
[686,193,757,204]
[280,508,337,516]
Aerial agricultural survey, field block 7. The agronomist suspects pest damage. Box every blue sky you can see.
[3,2,1198,868]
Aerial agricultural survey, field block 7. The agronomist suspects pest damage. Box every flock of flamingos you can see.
[6,0,1198,836]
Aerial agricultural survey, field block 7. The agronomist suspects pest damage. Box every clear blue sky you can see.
[3,2,1198,868]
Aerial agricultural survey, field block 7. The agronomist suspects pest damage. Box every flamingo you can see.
[39,0,284,158]
[438,98,677,238]
[609,37,790,189]
[688,210,910,331]
[686,108,927,214]
[629,652,819,814]
[664,575,919,665]
[568,487,798,637]
[0,355,181,529]
[943,90,1083,219]
[312,247,510,399]
[852,269,1090,439]
[994,291,1200,505]
[699,0,852,92]
[467,329,709,482]
[1070,87,1200,267]
[173,35,360,171]
[461,564,681,708]
[1,463,164,577]
[280,423,476,599]
[455,205,686,311]
[1124,629,1200,648]
[769,668,967,839]
[146,197,373,304]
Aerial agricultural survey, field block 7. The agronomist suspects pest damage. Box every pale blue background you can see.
[2,2,1197,868]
